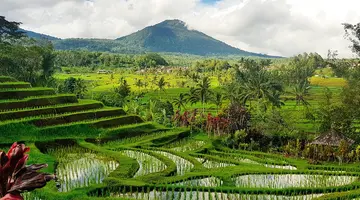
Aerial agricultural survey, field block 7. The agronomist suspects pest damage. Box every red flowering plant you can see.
[0,142,54,200]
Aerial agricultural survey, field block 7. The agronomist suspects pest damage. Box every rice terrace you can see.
[1,2,360,200]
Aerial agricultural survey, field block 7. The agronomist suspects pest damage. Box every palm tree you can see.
[185,87,200,105]
[157,77,167,93]
[213,92,224,114]
[288,81,311,106]
[173,93,188,110]
[237,69,283,109]
[194,76,213,113]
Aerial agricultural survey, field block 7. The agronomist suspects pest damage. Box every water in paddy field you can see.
[172,177,223,187]
[233,174,358,189]
[111,190,324,200]
[195,157,236,168]
[264,164,297,170]
[120,150,167,177]
[154,150,194,175]
[56,153,119,192]
[227,154,297,170]
[171,141,205,152]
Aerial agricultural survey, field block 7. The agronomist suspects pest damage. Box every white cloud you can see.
[1,0,359,57]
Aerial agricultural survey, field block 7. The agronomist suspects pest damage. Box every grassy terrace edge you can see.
[0,100,104,121]
[0,94,78,111]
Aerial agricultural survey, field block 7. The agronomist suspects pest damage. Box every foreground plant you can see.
[0,142,54,200]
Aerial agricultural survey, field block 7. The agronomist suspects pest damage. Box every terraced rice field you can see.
[2,76,360,200]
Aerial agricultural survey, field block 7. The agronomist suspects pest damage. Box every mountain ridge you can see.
[23,19,280,58]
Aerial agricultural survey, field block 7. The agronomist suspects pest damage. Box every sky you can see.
[1,0,359,58]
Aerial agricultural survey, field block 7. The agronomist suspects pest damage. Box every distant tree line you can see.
[0,16,56,86]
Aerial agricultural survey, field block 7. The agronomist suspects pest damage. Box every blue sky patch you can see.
[201,0,221,4]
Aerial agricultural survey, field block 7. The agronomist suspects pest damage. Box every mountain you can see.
[23,20,279,58]
[21,29,61,41]
[116,19,264,57]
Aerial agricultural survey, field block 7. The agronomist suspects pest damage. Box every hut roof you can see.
[310,129,354,147]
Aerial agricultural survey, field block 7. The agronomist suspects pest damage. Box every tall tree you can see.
[0,16,25,43]
[0,17,56,86]
[172,93,188,110]
[288,81,311,106]
[343,23,360,56]
[156,76,167,95]
[235,60,283,108]
[193,76,213,113]
[213,92,224,114]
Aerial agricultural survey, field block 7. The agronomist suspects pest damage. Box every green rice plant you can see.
[104,128,189,148]
[102,131,173,147]
[0,82,31,89]
[232,174,358,189]
[0,87,55,100]
[172,177,223,187]
[91,115,143,129]
[0,107,125,127]
[0,94,78,111]
[0,100,104,121]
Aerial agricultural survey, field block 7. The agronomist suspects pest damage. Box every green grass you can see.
[0,82,31,89]
[0,87,55,100]
[0,94,78,111]
[2,107,126,127]
[0,100,103,121]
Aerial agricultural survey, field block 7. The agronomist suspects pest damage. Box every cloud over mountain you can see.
[1,0,359,57]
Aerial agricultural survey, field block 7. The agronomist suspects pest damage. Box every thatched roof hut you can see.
[310,129,354,147]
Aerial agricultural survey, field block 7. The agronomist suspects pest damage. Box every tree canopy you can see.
[343,23,360,57]
[0,16,25,43]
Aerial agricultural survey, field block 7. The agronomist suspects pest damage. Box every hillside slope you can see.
[23,19,278,57]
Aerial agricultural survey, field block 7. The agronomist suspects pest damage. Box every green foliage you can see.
[93,92,124,107]
[172,93,188,110]
[156,77,167,92]
[135,53,168,69]
[343,22,360,56]
[115,80,131,99]
[316,88,354,137]
[0,16,25,43]
[326,50,352,78]
[281,52,324,85]
[287,81,311,106]
[59,77,88,98]
[192,60,231,72]
[0,16,56,86]
[192,76,213,113]
[0,42,57,86]
[234,59,283,108]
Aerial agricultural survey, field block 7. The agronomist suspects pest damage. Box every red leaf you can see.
[0,193,23,200]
